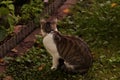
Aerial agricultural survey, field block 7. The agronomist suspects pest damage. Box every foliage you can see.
[0,0,44,42]
[2,42,120,80]
[57,0,120,79]
[58,0,120,48]
[1,0,120,80]
[20,0,43,24]
[4,47,50,80]
[2,47,83,80]
[0,0,18,41]
[1,37,83,80]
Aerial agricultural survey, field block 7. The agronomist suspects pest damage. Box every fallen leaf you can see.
[38,64,45,71]
[0,58,4,63]
[3,76,13,80]
[11,48,18,53]
[13,25,22,33]
[111,3,117,8]
[63,8,70,14]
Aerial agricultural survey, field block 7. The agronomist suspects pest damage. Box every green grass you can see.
[1,0,120,80]
[1,44,119,80]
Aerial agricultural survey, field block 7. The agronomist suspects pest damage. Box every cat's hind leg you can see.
[57,58,64,68]
[61,61,76,73]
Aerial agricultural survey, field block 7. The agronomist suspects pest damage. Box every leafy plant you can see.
[59,0,120,48]
[0,0,44,42]
[0,0,18,41]
[2,0,120,80]
[20,0,43,24]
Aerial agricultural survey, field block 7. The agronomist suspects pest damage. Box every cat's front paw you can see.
[51,66,57,71]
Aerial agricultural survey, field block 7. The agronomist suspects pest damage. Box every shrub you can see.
[58,0,120,48]
[0,0,44,42]
[0,0,18,41]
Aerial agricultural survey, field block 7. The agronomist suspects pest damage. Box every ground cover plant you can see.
[1,0,120,80]
[0,0,43,42]
[0,0,17,42]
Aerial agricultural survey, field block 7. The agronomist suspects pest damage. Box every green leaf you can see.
[0,7,9,16]
[8,4,14,14]
[0,1,13,4]
[0,27,8,41]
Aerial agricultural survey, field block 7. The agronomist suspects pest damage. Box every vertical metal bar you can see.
[0,46,3,58]
[11,34,16,48]
[5,40,9,53]
[3,43,6,57]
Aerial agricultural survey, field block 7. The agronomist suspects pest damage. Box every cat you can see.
[40,18,93,74]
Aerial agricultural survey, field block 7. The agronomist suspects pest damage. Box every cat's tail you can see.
[58,59,90,74]
[61,64,89,75]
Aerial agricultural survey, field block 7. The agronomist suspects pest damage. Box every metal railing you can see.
[41,0,66,16]
[0,22,35,57]
[0,0,66,58]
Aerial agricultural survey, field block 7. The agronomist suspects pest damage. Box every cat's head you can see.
[40,18,58,37]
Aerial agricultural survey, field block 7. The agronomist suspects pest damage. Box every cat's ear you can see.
[52,18,57,24]
[51,18,58,31]
[40,19,46,29]
[40,19,46,24]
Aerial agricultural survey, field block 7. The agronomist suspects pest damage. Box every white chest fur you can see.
[43,33,60,58]
[43,33,61,70]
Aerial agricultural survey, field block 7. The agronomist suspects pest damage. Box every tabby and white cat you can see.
[40,18,93,74]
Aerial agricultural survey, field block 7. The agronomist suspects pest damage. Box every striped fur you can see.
[53,31,93,73]
[40,19,93,74]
